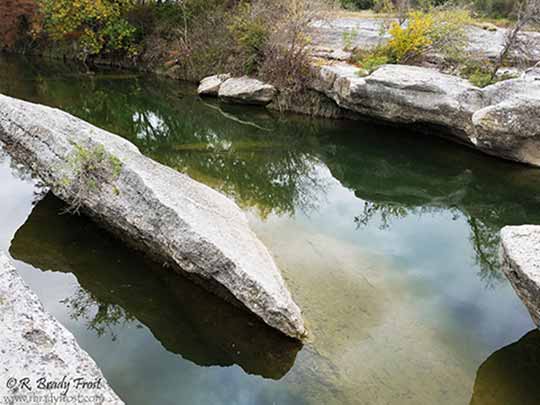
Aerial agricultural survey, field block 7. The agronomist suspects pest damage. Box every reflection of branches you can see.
[467,217,504,288]
[354,201,409,230]
[202,102,271,132]
[61,288,135,341]
[353,200,505,288]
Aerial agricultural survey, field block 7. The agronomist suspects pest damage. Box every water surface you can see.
[1,54,540,405]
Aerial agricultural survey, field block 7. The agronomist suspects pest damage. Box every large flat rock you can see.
[500,225,540,326]
[0,253,123,404]
[0,94,305,340]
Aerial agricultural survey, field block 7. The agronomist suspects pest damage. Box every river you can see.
[1,54,539,405]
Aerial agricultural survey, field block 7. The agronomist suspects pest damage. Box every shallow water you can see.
[1,54,540,405]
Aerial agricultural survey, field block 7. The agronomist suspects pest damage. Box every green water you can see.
[1,54,540,405]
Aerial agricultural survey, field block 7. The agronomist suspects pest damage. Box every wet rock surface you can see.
[0,93,305,340]
[0,253,124,404]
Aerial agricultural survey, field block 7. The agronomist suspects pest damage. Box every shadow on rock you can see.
[10,193,302,380]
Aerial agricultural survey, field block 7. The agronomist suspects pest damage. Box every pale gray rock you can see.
[522,65,540,80]
[198,74,231,97]
[310,18,391,52]
[219,77,277,105]
[471,75,540,164]
[315,63,484,141]
[0,94,305,340]
[472,98,540,165]
[456,25,540,64]
[500,226,540,327]
[310,62,540,166]
[0,253,124,404]
[310,48,352,61]
[310,17,540,65]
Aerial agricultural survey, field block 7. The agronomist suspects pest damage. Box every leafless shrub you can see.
[258,0,332,94]
[492,0,540,78]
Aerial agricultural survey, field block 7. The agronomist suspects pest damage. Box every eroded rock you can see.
[0,253,124,404]
[316,63,485,142]
[0,94,305,340]
[311,62,540,166]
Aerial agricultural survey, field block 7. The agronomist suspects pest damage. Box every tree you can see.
[36,0,138,60]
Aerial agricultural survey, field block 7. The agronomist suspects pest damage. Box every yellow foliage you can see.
[387,11,433,63]
[37,0,137,58]
[384,8,471,64]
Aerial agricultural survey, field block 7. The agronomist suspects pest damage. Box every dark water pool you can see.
[1,54,540,405]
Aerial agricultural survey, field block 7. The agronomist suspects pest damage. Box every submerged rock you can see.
[500,225,540,326]
[197,73,231,97]
[470,329,540,405]
[219,77,277,105]
[0,253,124,404]
[0,94,305,340]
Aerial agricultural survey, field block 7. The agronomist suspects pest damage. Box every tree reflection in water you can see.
[3,53,540,289]
[61,288,135,342]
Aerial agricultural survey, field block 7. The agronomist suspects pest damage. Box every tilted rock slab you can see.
[500,226,540,327]
[0,253,124,404]
[312,63,540,166]
[0,94,305,340]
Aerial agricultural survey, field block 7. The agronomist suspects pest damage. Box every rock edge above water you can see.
[0,253,124,404]
[0,94,305,340]
[200,63,540,166]
[500,225,540,327]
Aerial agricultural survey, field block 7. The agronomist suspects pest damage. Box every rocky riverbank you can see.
[0,253,123,404]
[0,93,305,340]
[198,61,540,167]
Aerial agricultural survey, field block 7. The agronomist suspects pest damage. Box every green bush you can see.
[472,0,516,18]
[36,0,138,60]
[357,52,390,72]
[468,70,495,87]
[459,59,516,87]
